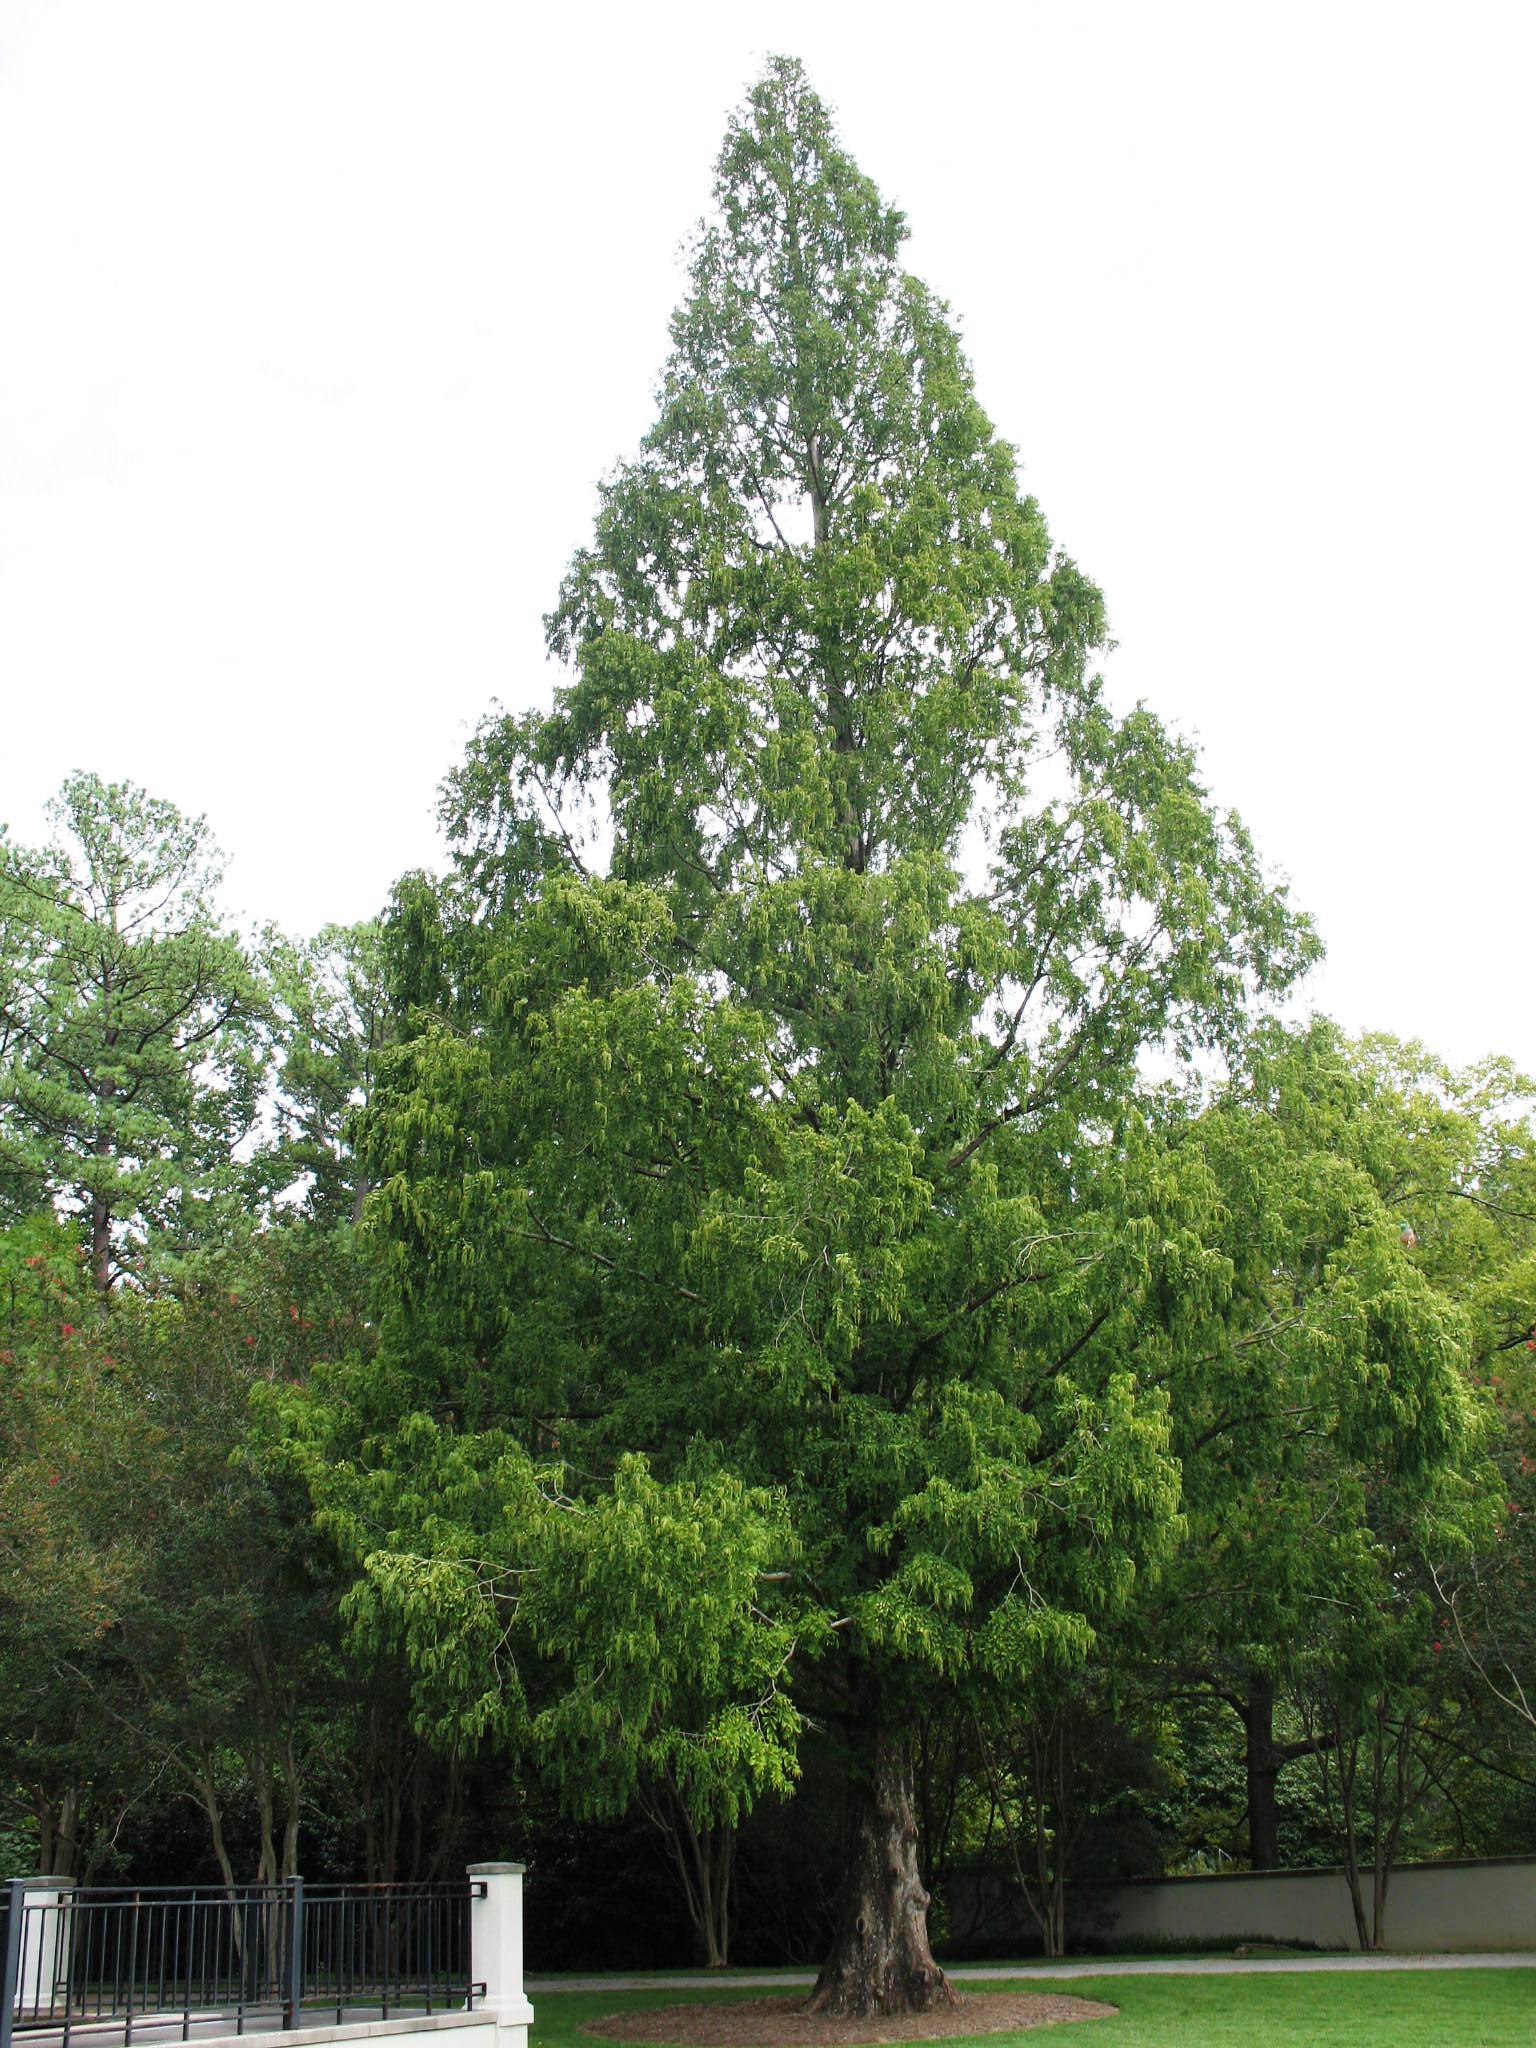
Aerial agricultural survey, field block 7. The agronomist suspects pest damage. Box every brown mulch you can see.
[583,1991,1117,2045]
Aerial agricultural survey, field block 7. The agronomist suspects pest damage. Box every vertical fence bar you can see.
[181,1898,194,2043]
[282,1879,303,2030]
[227,1892,241,2035]
[58,1890,78,2048]
[112,1897,127,2034]
[124,1894,142,2048]
[424,1891,434,2014]
[334,1895,346,2026]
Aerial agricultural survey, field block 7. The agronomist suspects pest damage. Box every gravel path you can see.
[529,1952,1536,1992]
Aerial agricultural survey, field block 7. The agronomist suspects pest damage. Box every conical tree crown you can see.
[537,56,1103,890]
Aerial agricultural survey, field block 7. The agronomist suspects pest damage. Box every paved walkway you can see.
[528,1952,1536,1992]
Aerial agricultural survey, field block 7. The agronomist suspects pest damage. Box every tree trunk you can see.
[639,1775,736,1968]
[91,1066,115,1295]
[1334,1726,1372,1952]
[692,1823,734,1969]
[1241,1674,1281,1870]
[272,1722,303,1883]
[195,1773,232,1890]
[90,1189,112,1296]
[34,1786,81,1879]
[804,1729,956,2017]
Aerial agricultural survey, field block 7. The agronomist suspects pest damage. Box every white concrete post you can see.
[467,1864,533,2048]
[15,1878,72,2018]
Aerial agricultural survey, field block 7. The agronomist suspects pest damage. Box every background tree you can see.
[269,921,390,1228]
[0,1219,370,1887]
[0,774,270,1289]
[0,1213,154,1877]
[968,1661,1168,1958]
[285,59,1321,2015]
[1141,1023,1492,1871]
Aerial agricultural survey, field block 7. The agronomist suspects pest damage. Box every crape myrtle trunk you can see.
[805,1715,957,2017]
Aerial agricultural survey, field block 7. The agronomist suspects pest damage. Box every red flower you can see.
[60,1323,75,1337]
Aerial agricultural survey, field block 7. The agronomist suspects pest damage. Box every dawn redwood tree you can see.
[293,61,1316,2011]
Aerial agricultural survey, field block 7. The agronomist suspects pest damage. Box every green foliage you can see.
[278,1399,808,1827]
[1132,1022,1530,1885]
[0,1215,371,1881]
[269,921,391,1227]
[1158,1020,1495,1643]
[0,773,271,1286]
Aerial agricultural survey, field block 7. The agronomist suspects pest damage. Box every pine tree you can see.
[0,774,269,1288]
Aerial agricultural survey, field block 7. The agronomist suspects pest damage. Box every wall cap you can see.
[467,1863,526,1877]
[167,2011,497,2048]
[1081,1852,1536,1891]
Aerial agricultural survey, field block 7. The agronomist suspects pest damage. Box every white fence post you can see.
[15,1878,72,2019]
[467,1864,533,2048]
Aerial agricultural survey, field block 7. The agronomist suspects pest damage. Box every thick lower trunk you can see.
[805,1729,956,2017]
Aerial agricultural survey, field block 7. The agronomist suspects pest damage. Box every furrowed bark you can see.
[805,1727,956,2017]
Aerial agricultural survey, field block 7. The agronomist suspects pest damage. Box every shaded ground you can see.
[585,1992,1117,2045]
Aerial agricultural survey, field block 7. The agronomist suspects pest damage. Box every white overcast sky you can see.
[1,1,1532,1071]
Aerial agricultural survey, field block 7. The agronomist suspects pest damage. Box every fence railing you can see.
[1,1878,483,2048]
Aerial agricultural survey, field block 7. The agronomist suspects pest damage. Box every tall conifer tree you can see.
[308,61,1318,2009]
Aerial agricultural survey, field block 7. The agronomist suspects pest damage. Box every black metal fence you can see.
[0,1879,482,2048]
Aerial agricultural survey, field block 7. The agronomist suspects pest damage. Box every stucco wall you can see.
[950,1855,1536,1953]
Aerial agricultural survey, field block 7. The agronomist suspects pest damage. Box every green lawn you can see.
[530,1970,1536,2048]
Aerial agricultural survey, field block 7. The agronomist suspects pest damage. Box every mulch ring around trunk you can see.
[583,1992,1118,2045]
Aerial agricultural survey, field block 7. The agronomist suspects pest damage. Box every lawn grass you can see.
[529,1968,1536,2048]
